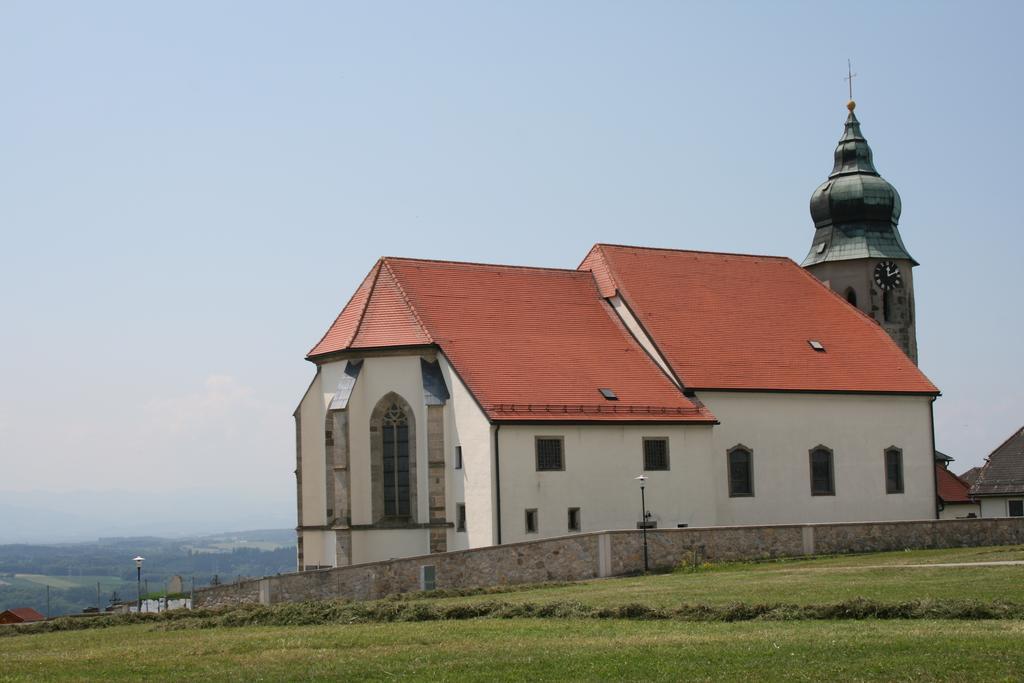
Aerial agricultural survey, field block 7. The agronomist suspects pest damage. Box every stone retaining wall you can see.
[195,517,1024,610]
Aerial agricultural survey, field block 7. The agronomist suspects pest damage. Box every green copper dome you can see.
[802,104,916,267]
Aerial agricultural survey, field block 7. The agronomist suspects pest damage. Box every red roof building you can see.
[294,106,942,570]
[309,257,715,424]
[0,607,45,624]
[296,242,942,569]
[936,465,974,505]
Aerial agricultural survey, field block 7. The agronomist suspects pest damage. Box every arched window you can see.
[845,288,857,307]
[370,393,417,523]
[381,402,411,517]
[884,447,904,494]
[809,446,835,496]
[727,445,754,497]
[883,290,893,322]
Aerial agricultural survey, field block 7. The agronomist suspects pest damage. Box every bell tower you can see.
[802,100,919,364]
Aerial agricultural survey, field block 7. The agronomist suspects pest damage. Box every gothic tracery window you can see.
[381,402,411,517]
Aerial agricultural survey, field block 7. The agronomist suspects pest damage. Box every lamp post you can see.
[634,474,650,573]
[133,556,145,612]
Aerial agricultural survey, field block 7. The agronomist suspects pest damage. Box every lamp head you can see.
[133,556,145,568]
[634,474,648,484]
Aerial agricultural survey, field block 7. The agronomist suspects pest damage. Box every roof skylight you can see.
[808,340,826,352]
[599,388,618,400]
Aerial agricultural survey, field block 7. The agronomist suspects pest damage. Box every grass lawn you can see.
[2,620,1023,681]
[2,546,1023,681]
[399,545,1024,609]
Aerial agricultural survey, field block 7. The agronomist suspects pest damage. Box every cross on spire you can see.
[845,59,857,101]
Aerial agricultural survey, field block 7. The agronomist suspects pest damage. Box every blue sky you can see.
[1,1,1021,539]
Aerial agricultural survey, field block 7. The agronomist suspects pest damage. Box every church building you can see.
[293,102,939,570]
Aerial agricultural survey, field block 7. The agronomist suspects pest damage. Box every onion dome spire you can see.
[802,103,915,267]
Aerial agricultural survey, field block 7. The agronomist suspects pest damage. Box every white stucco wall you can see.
[699,391,936,525]
[439,356,494,551]
[300,352,502,563]
[939,502,980,519]
[979,497,1024,518]
[301,531,334,569]
[295,372,330,568]
[297,351,939,567]
[495,424,716,544]
[320,355,431,527]
[351,528,429,563]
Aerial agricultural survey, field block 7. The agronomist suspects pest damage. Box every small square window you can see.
[536,438,564,471]
[456,503,466,532]
[1009,500,1023,518]
[808,340,825,352]
[643,438,669,471]
[599,388,618,400]
[525,509,538,534]
[454,445,463,470]
[568,507,581,532]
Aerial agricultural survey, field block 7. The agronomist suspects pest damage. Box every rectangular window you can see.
[1009,500,1024,518]
[454,445,463,470]
[728,447,753,497]
[568,507,581,532]
[643,438,669,471]
[419,565,436,591]
[810,448,835,496]
[525,509,538,533]
[456,503,466,532]
[535,437,564,471]
[885,449,904,494]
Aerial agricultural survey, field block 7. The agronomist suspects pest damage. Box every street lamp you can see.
[634,475,650,573]
[134,556,145,612]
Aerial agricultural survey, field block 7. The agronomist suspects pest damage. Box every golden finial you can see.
[847,100,856,111]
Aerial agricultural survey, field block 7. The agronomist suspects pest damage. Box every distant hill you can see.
[0,529,296,617]
[0,489,294,544]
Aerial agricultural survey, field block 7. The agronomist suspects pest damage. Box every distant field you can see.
[184,541,294,554]
[2,546,1023,681]
[11,575,127,590]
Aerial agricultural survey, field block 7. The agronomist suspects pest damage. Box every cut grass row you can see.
[5,596,1024,639]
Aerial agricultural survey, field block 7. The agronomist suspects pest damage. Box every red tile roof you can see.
[1,607,45,623]
[936,465,974,504]
[580,244,938,394]
[310,257,715,424]
[308,261,431,355]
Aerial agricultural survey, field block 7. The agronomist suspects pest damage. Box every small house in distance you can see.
[0,607,45,624]
[934,451,979,519]
[936,466,979,519]
[970,426,1024,518]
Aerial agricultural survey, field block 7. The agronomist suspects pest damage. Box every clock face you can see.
[874,261,903,291]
